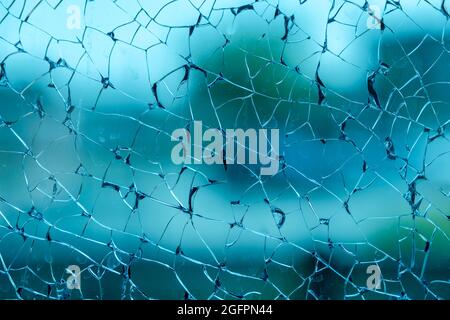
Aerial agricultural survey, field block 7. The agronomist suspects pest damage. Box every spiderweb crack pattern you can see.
[0,0,448,299]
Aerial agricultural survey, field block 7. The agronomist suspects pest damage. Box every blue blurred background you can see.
[0,0,448,299]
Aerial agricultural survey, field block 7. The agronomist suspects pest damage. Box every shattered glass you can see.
[0,0,449,300]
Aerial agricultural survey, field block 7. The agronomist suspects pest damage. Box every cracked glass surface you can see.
[0,0,449,300]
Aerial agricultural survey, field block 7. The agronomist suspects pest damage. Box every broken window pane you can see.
[0,0,448,300]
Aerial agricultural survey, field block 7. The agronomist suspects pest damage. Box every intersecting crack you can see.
[0,0,448,300]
